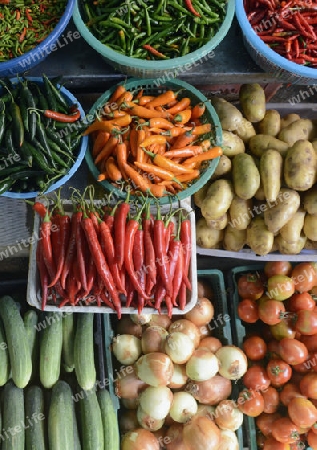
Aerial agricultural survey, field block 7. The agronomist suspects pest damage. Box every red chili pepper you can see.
[153,208,172,296]
[86,257,96,296]
[76,213,88,294]
[154,281,166,311]
[180,215,192,291]
[40,211,55,282]
[36,239,49,310]
[143,44,167,58]
[133,225,146,313]
[165,294,173,318]
[172,248,184,307]
[31,201,47,218]
[125,275,136,308]
[50,213,61,268]
[60,211,80,289]
[179,282,187,311]
[43,109,81,122]
[184,0,200,16]
[143,206,157,296]
[64,261,81,306]
[164,220,175,254]
[48,214,71,288]
[114,193,130,269]
[89,210,100,237]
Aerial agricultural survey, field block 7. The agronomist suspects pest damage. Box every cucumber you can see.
[80,389,104,450]
[62,313,75,372]
[25,385,46,450]
[74,313,96,391]
[0,318,10,386]
[97,389,120,450]
[40,312,63,389]
[2,380,25,450]
[0,295,32,388]
[48,380,75,450]
[72,395,82,450]
[24,310,39,382]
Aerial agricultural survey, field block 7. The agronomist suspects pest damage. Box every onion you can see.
[168,364,188,389]
[166,423,188,450]
[183,415,221,450]
[121,429,159,450]
[130,313,152,325]
[169,392,198,423]
[214,400,244,431]
[152,427,169,449]
[198,325,212,340]
[112,334,142,365]
[186,375,232,405]
[139,386,173,420]
[169,319,200,348]
[215,346,248,380]
[195,404,216,420]
[197,280,214,300]
[198,337,222,353]
[115,368,148,399]
[186,348,219,381]
[121,397,139,410]
[116,316,143,338]
[136,353,174,387]
[141,326,168,354]
[218,429,239,450]
[149,315,172,330]
[165,332,195,364]
[119,409,139,434]
[185,298,215,327]
[137,406,165,431]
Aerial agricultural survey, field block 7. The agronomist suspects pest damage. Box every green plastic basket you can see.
[84,78,222,205]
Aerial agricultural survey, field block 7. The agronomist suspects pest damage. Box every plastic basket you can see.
[236,0,317,84]
[84,78,222,206]
[73,0,235,79]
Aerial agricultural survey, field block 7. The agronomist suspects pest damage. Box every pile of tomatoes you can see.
[236,261,317,450]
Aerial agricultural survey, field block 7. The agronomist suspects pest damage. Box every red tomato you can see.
[301,335,317,353]
[267,275,295,301]
[279,338,309,366]
[279,383,304,407]
[263,437,291,450]
[259,299,286,326]
[238,273,265,300]
[271,417,300,444]
[299,373,317,399]
[262,386,280,413]
[264,262,292,278]
[288,292,315,312]
[267,360,292,387]
[257,432,266,448]
[267,340,282,359]
[295,310,317,335]
[292,263,317,293]
[270,319,296,341]
[243,335,267,361]
[289,440,307,450]
[243,365,271,391]
[256,412,282,437]
[238,298,259,323]
[291,360,311,374]
[288,397,317,429]
[237,389,265,417]
[307,429,317,449]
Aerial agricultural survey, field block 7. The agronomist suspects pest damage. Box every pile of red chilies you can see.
[34,195,192,318]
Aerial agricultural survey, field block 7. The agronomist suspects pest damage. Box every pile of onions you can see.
[214,400,244,431]
[215,346,248,381]
[169,392,198,423]
[186,375,232,405]
[141,326,168,354]
[185,297,215,328]
[218,429,239,450]
[169,319,200,348]
[165,332,195,364]
[186,348,219,381]
[135,353,174,387]
[121,429,159,450]
[112,335,142,365]
[168,364,188,389]
[183,415,221,450]
[115,368,147,399]
[139,387,173,421]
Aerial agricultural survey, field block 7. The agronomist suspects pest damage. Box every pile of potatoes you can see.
[195,83,317,256]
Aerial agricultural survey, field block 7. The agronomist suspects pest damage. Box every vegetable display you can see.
[81,0,227,59]
[85,83,221,198]
[196,82,317,255]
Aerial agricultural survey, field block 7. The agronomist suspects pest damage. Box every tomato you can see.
[259,299,286,326]
[257,432,266,448]
[301,335,317,353]
[295,310,317,335]
[238,298,259,323]
[299,372,317,399]
[256,412,282,437]
[267,340,282,359]
[243,365,271,391]
[263,437,291,450]
[307,429,317,449]
[288,292,316,312]
[262,386,280,413]
[264,262,292,278]
[267,275,295,301]
[292,263,317,293]
[291,360,311,374]
[289,441,306,450]
[243,335,267,361]
[279,338,309,365]
[238,273,265,300]
[270,319,296,341]
[271,417,300,444]
[280,383,304,407]
[237,389,265,417]
[267,360,292,387]
[288,397,317,429]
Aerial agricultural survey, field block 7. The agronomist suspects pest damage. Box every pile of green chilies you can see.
[0,0,67,61]
[81,0,227,59]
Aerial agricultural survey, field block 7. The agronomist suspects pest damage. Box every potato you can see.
[257,110,281,136]
[248,135,289,158]
[260,149,283,202]
[210,155,232,180]
[303,185,317,215]
[206,213,228,230]
[209,97,243,131]
[239,83,266,123]
[223,225,247,252]
[284,140,317,191]
[263,188,301,234]
[234,118,256,143]
[194,183,209,208]
[232,153,260,200]
[200,179,234,221]
[278,119,314,146]
[304,214,317,241]
[304,239,317,250]
[222,130,245,157]
[276,234,307,255]
[246,217,274,256]
[311,139,317,153]
[280,113,301,130]
[279,209,306,244]
[254,184,266,201]
[196,218,224,249]
[228,196,252,230]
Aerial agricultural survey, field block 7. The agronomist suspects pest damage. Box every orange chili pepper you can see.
[134,161,181,183]
[116,91,134,108]
[110,114,132,127]
[201,139,212,150]
[148,184,166,198]
[116,141,128,179]
[104,110,127,119]
[123,163,151,193]
[175,170,200,182]
[94,136,118,165]
[166,97,191,114]
[191,123,212,136]
[145,150,195,175]
[124,103,170,119]
[129,128,138,158]
[174,109,192,125]
[141,135,167,147]
[82,121,120,135]
[137,129,146,163]
[191,102,206,119]
[109,84,126,103]
[138,95,155,106]
[97,172,109,182]
[163,126,189,138]
[92,131,110,157]
[135,89,144,100]
[105,156,122,182]
[164,146,203,159]
[171,131,196,149]
[146,90,178,108]
[183,146,222,165]
[148,117,174,130]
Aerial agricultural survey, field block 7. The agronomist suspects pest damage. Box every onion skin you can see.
[137,406,165,431]
[136,353,174,387]
[214,400,244,431]
[121,428,160,450]
[119,409,139,434]
[149,315,172,330]
[168,364,188,389]
[169,319,200,348]
[215,346,248,380]
[218,429,239,450]
[195,404,216,420]
[141,326,168,354]
[112,334,142,365]
[183,415,221,450]
[121,397,139,410]
[165,332,195,364]
[185,298,215,328]
[186,348,219,381]
[115,368,148,399]
[198,337,222,353]
[130,314,152,325]
[166,423,188,450]
[139,386,173,421]
[116,317,143,338]
[169,392,198,423]
[186,375,232,405]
